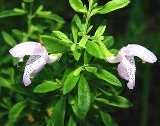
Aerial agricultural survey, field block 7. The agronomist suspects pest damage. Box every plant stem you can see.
[141,65,150,126]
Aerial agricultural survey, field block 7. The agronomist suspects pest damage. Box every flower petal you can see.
[118,56,136,89]
[47,55,59,63]
[121,44,157,63]
[23,55,46,86]
[9,41,48,61]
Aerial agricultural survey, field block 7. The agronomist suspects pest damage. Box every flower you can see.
[106,44,157,89]
[9,41,59,86]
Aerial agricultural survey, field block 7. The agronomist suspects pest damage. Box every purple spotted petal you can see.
[9,41,48,61]
[121,44,157,63]
[23,55,46,86]
[117,56,136,89]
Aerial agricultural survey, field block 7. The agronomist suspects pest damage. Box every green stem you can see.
[83,1,92,35]
[141,65,150,126]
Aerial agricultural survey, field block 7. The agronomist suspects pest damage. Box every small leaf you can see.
[86,41,103,59]
[99,111,112,126]
[103,36,114,48]
[99,0,130,14]
[2,31,17,46]
[52,31,70,41]
[71,15,79,43]
[23,0,34,3]
[0,10,26,18]
[93,69,122,87]
[41,35,70,53]
[36,11,51,16]
[0,77,12,89]
[85,66,97,73]
[74,67,83,76]
[63,71,80,95]
[96,95,133,108]
[69,0,87,13]
[94,20,106,37]
[9,101,26,118]
[35,5,43,13]
[73,47,81,61]
[79,35,88,48]
[68,114,77,126]
[34,81,61,93]
[49,96,66,126]
[77,75,91,120]
[72,14,83,32]
[13,8,26,14]
[36,13,65,24]
[84,51,92,64]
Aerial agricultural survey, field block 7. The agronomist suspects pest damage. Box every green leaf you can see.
[0,10,26,18]
[86,41,103,59]
[103,36,114,48]
[41,35,70,53]
[98,41,113,57]
[50,96,66,126]
[2,31,17,46]
[74,67,83,76]
[63,71,80,95]
[77,75,91,120]
[36,13,65,24]
[72,14,83,32]
[0,76,12,89]
[94,20,106,36]
[73,47,81,61]
[52,31,70,41]
[68,114,77,126]
[69,0,87,13]
[96,95,133,108]
[9,101,26,118]
[71,15,79,43]
[93,69,122,87]
[79,35,88,48]
[36,11,51,16]
[99,111,112,126]
[84,51,92,64]
[34,81,61,93]
[23,0,34,3]
[99,0,130,14]
[85,66,97,73]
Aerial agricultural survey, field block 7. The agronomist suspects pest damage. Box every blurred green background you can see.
[0,0,160,126]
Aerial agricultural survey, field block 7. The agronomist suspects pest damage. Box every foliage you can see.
[2,0,158,126]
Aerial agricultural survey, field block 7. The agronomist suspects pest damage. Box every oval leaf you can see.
[93,69,122,87]
[63,71,80,95]
[86,41,103,59]
[99,0,130,14]
[2,31,17,46]
[41,35,70,53]
[0,10,26,18]
[9,101,26,118]
[77,75,91,120]
[34,81,61,93]
[69,0,87,13]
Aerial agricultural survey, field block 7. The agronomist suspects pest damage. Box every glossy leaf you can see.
[79,35,88,48]
[36,13,65,23]
[9,101,26,118]
[93,69,122,87]
[73,47,81,61]
[99,0,130,14]
[103,36,114,48]
[52,31,70,41]
[34,81,61,93]
[41,35,70,53]
[50,96,66,126]
[94,20,106,37]
[2,31,17,46]
[0,10,26,18]
[96,95,133,108]
[63,71,80,95]
[99,111,113,126]
[85,66,97,73]
[77,75,91,120]
[69,0,87,13]
[86,41,104,59]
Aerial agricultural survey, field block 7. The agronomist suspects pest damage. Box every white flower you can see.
[9,41,58,86]
[106,44,157,89]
